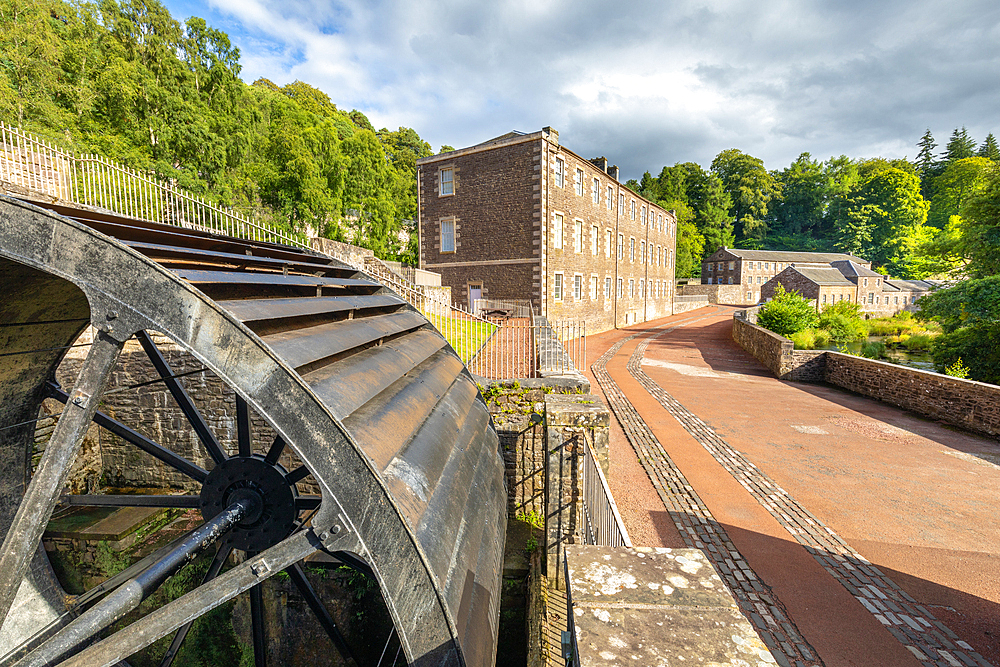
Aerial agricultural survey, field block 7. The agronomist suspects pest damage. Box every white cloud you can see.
[166,0,1000,178]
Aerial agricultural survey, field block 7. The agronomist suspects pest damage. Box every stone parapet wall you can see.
[309,237,373,268]
[731,314,826,382]
[825,352,1000,437]
[672,298,709,315]
[732,313,1000,437]
[678,283,748,305]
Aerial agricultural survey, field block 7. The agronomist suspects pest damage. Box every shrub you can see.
[820,313,868,344]
[789,329,816,350]
[944,358,971,379]
[813,329,832,347]
[860,341,887,359]
[821,299,863,320]
[757,285,819,337]
[904,333,934,351]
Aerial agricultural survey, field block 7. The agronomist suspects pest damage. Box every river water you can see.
[820,338,937,372]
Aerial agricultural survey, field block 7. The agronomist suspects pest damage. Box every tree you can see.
[917,277,1000,383]
[916,129,939,199]
[927,157,993,228]
[831,164,930,276]
[756,284,819,337]
[978,133,999,162]
[710,149,781,242]
[772,153,828,236]
[944,126,977,164]
[960,166,1000,277]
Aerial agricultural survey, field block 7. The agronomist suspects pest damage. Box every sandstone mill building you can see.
[416,127,677,333]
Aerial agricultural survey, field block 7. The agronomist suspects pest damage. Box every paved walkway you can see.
[583,306,1000,667]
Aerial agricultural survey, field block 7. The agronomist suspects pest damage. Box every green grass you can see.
[423,312,498,361]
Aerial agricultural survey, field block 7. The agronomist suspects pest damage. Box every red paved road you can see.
[584,306,1000,667]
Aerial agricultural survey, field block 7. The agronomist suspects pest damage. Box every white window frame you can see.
[553,272,564,301]
[640,240,646,264]
[630,199,636,220]
[617,234,624,260]
[552,213,564,249]
[575,168,584,196]
[590,275,598,300]
[617,277,623,298]
[591,225,599,255]
[592,178,600,204]
[574,274,583,300]
[607,185,613,210]
[574,219,583,253]
[554,157,565,187]
[605,277,612,299]
[629,238,635,263]
[439,167,454,196]
[440,217,456,253]
[629,279,635,298]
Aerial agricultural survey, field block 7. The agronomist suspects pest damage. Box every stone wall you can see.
[825,352,1000,437]
[309,237,373,269]
[677,283,748,305]
[731,314,826,382]
[672,296,710,315]
[732,314,1000,437]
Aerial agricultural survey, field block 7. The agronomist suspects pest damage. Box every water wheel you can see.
[0,195,505,667]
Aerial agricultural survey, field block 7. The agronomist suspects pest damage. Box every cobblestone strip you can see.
[629,331,993,667]
[592,321,822,667]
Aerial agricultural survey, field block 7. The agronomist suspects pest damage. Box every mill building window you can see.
[439,167,454,196]
[574,275,582,300]
[554,157,565,187]
[606,229,612,258]
[617,234,624,260]
[553,272,563,301]
[574,219,583,253]
[629,238,635,262]
[592,178,600,204]
[605,277,612,299]
[590,275,598,299]
[592,225,599,255]
[575,168,584,196]
[552,213,564,249]
[606,185,614,210]
[440,218,456,253]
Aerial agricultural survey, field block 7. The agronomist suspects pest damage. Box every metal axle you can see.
[15,498,255,667]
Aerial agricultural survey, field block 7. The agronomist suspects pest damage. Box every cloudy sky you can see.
[162,0,1000,181]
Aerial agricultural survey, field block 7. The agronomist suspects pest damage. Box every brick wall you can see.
[732,315,1000,437]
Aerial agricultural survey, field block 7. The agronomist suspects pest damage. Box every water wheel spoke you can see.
[0,332,125,624]
[47,382,209,483]
[287,563,358,666]
[294,496,321,511]
[249,580,266,667]
[50,530,322,667]
[159,546,233,667]
[236,395,252,458]
[136,331,228,465]
[59,494,201,508]
[14,501,251,667]
[263,436,285,465]
[285,466,310,485]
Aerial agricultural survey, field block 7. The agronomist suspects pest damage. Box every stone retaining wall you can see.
[731,313,825,381]
[672,297,710,315]
[732,313,1000,438]
[677,283,748,305]
[825,352,1000,437]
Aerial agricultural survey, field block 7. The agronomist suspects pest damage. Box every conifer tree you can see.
[978,133,999,162]
[944,127,977,163]
[916,129,937,174]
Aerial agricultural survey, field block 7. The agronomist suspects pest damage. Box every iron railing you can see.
[0,121,307,248]
[581,434,632,548]
[472,298,535,318]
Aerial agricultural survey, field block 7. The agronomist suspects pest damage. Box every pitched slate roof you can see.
[830,260,883,278]
[885,279,935,292]
[787,267,856,286]
[718,248,869,264]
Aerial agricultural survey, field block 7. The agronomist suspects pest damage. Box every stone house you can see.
[415,127,677,332]
[761,262,934,316]
[701,248,870,304]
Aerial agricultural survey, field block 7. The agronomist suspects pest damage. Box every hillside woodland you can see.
[0,0,437,261]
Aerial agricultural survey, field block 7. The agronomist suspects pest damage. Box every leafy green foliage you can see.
[944,357,970,379]
[756,284,818,337]
[918,277,1000,383]
[0,0,430,260]
[711,148,781,241]
[959,167,1000,278]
